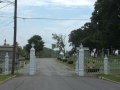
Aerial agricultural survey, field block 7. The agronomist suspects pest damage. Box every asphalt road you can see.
[0,58,120,90]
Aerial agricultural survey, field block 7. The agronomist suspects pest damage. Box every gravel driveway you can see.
[0,58,120,90]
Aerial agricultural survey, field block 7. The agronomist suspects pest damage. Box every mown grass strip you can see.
[95,74,120,82]
[0,74,14,82]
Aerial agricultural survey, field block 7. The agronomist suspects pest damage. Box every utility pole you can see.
[11,0,17,74]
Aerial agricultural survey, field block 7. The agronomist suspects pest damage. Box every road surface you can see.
[0,58,120,90]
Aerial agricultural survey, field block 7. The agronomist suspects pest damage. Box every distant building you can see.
[76,47,90,58]
[0,40,18,63]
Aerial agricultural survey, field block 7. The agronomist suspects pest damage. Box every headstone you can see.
[102,48,104,58]
[107,49,109,56]
[118,50,120,55]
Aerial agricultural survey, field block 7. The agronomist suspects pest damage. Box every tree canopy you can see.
[68,0,120,55]
[24,35,44,53]
[52,33,66,56]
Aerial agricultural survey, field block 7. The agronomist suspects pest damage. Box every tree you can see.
[52,33,66,56]
[24,35,44,54]
[91,0,120,54]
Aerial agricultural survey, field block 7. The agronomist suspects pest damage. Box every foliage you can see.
[17,46,24,56]
[68,0,120,55]
[24,35,44,53]
[52,33,66,56]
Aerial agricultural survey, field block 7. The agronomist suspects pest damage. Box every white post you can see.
[29,42,35,75]
[4,52,9,75]
[78,43,84,76]
[75,51,79,74]
[34,56,36,73]
[104,55,108,75]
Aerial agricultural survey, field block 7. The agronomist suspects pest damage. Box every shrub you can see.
[68,60,73,64]
[62,59,68,62]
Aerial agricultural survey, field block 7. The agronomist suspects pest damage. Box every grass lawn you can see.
[90,56,120,61]
[0,73,23,82]
[56,58,77,68]
[0,74,15,82]
[95,74,120,82]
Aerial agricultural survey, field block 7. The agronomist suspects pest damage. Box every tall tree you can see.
[24,35,44,53]
[52,33,66,56]
[91,0,120,53]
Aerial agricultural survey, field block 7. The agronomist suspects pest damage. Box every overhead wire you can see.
[0,18,12,24]
[0,21,14,34]
[0,21,13,28]
[17,17,90,21]
[0,3,13,10]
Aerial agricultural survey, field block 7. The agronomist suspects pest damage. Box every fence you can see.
[84,57,120,75]
[76,44,120,76]
[108,59,120,75]
[84,57,104,75]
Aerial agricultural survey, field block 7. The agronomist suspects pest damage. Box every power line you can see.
[17,17,90,20]
[0,0,14,4]
[0,3,13,10]
[0,21,13,34]
[0,18,12,24]
[0,15,13,18]
[0,21,13,28]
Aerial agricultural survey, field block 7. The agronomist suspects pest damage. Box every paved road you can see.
[0,58,120,90]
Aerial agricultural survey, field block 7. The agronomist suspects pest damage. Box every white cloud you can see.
[17,0,96,7]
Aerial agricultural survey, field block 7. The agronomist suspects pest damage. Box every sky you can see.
[0,0,97,51]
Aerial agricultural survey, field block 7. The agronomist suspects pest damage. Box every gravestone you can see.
[118,50,120,55]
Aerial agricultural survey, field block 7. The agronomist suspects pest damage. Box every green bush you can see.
[62,59,68,62]
[68,60,73,64]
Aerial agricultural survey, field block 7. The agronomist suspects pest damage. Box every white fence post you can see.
[104,55,108,75]
[4,52,9,75]
[29,42,36,75]
[78,43,84,76]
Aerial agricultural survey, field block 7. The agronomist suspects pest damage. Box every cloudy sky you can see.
[0,0,96,51]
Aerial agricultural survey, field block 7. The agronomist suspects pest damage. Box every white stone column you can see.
[34,56,36,73]
[75,51,79,74]
[29,42,35,75]
[104,55,108,75]
[4,52,9,75]
[78,43,84,76]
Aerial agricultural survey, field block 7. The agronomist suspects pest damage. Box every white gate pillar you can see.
[75,51,79,74]
[78,43,84,76]
[4,52,9,75]
[29,42,36,75]
[104,55,108,75]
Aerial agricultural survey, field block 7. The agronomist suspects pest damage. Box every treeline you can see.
[68,0,120,55]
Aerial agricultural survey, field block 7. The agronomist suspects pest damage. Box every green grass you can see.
[0,74,15,82]
[90,56,120,61]
[95,74,120,82]
[56,58,76,68]
[0,73,23,82]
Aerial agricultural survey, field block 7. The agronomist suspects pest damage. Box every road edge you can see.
[0,75,16,84]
